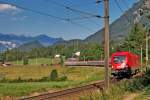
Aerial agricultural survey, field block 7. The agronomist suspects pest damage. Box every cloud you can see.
[0,4,18,12]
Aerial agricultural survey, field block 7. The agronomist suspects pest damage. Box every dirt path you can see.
[123,93,139,100]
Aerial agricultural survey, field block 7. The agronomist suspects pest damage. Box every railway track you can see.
[19,74,142,100]
[19,81,105,100]
[64,61,107,66]
[19,73,140,100]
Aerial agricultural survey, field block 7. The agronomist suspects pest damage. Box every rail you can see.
[20,81,105,100]
[64,61,108,66]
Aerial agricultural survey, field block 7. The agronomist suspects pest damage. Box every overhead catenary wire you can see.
[0,0,99,21]
[65,7,104,25]
[64,0,103,7]
[69,21,94,32]
[0,0,67,21]
[46,0,103,26]
[114,0,131,23]
[46,0,103,18]
[0,0,95,32]
[67,15,102,21]
[63,0,93,31]
[61,0,95,32]
[65,6,101,17]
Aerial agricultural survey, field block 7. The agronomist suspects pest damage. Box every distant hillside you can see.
[55,1,146,46]
[0,33,64,51]
[18,41,44,51]
[54,39,83,46]
[84,1,144,44]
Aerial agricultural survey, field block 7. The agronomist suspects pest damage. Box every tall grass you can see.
[0,66,104,81]
[79,80,130,100]
[0,66,104,97]
[12,58,52,65]
[80,69,150,100]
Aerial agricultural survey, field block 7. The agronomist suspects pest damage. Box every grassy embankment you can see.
[0,65,104,97]
[79,68,150,100]
[134,86,150,100]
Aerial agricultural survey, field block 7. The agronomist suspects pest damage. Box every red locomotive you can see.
[111,51,140,78]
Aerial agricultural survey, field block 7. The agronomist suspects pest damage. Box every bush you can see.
[126,68,150,92]
[23,57,28,65]
[50,69,58,81]
[127,78,144,92]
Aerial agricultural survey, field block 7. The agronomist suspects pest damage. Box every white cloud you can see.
[0,4,18,12]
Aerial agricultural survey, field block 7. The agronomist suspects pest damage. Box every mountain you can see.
[55,1,147,46]
[0,33,64,51]
[53,39,83,46]
[33,35,63,46]
[84,0,146,44]
[18,41,44,51]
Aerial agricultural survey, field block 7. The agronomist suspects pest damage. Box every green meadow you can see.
[0,65,104,97]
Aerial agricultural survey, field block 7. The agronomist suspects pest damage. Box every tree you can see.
[60,56,65,67]
[23,56,29,65]
[121,23,146,55]
[50,69,58,81]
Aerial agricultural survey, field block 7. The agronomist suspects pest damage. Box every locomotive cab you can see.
[111,51,140,79]
[111,55,131,78]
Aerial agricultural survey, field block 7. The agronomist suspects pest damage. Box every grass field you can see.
[12,58,52,65]
[0,65,104,97]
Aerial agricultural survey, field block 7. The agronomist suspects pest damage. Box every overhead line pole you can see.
[141,45,143,67]
[104,0,110,89]
[146,32,148,71]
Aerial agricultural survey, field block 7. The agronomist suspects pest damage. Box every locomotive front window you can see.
[113,55,126,64]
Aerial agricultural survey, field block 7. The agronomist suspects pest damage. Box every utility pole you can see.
[104,0,110,89]
[141,45,143,67]
[17,48,18,65]
[146,32,148,70]
[35,49,38,65]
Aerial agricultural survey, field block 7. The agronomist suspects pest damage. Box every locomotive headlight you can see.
[120,63,126,68]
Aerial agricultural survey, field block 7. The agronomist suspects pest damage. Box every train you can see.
[111,51,140,79]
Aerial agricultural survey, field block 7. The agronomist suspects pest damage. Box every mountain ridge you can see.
[84,1,143,44]
[0,33,64,51]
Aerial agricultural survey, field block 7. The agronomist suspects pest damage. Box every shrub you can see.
[23,57,28,65]
[126,68,150,92]
[50,69,58,81]
[127,78,144,92]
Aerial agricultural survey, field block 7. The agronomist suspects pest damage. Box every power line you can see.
[0,0,95,32]
[65,6,100,17]
[61,1,97,31]
[46,0,103,18]
[69,21,94,32]
[0,0,101,20]
[0,0,67,21]
[66,6,102,26]
[114,0,130,23]
[65,0,103,7]
[46,0,103,26]
[68,15,101,21]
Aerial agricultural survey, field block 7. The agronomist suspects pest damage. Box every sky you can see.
[0,0,138,40]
